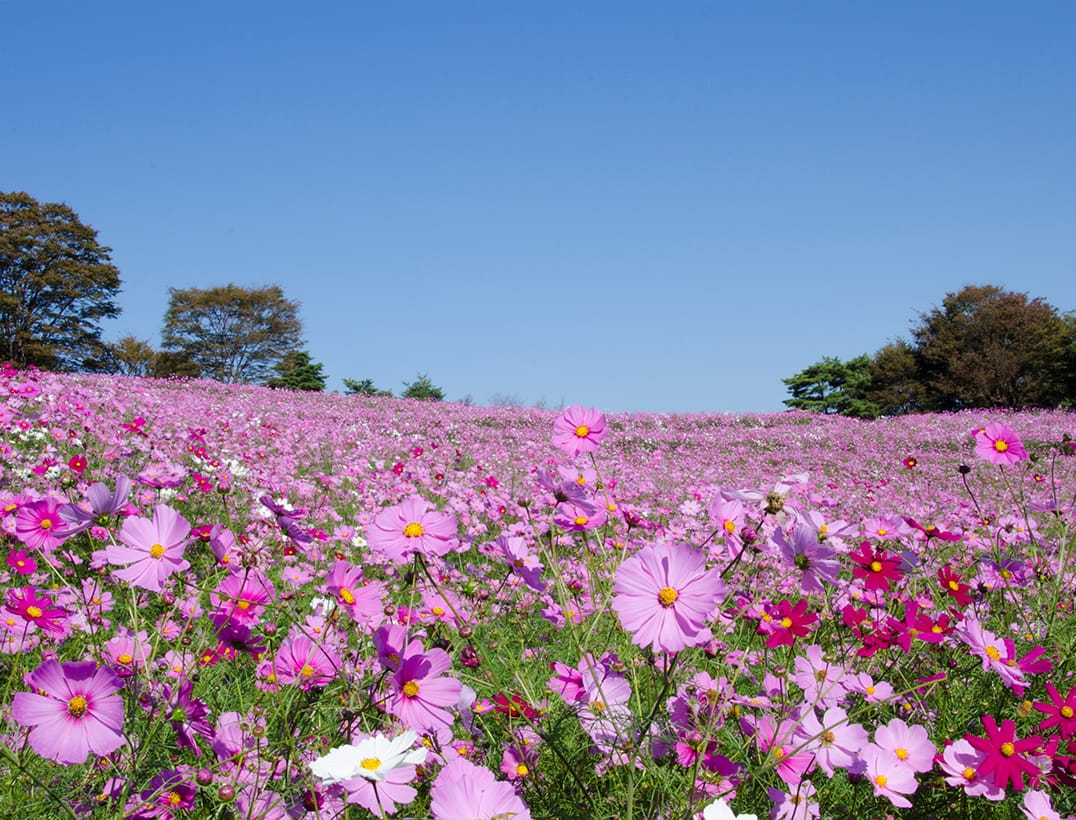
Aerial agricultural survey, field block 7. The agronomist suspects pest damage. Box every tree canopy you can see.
[0,191,122,370]
[266,350,326,392]
[401,373,445,401]
[783,285,1076,418]
[343,378,393,397]
[161,284,303,384]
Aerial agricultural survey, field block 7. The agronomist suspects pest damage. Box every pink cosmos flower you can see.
[5,587,68,633]
[873,718,935,774]
[794,706,868,777]
[325,559,386,629]
[974,422,1029,466]
[11,659,125,764]
[939,738,1004,800]
[965,715,1043,792]
[551,405,607,458]
[367,497,459,564]
[15,497,69,551]
[430,756,532,820]
[387,642,462,737]
[106,505,191,593]
[612,543,723,653]
[1021,789,1061,820]
[862,744,918,808]
[1033,682,1076,739]
[6,548,37,575]
[210,569,276,625]
[273,630,339,690]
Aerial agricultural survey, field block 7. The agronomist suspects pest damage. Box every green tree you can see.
[0,191,122,370]
[161,284,303,384]
[401,372,445,401]
[101,335,157,377]
[782,355,879,418]
[867,339,927,416]
[912,284,1071,410]
[266,350,326,391]
[343,377,393,397]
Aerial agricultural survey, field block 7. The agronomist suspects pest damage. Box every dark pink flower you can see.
[5,587,68,633]
[974,422,1028,465]
[15,498,69,551]
[965,715,1043,792]
[11,659,125,764]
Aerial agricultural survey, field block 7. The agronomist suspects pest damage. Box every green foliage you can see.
[401,372,445,401]
[266,350,326,391]
[0,191,122,370]
[342,377,393,397]
[782,354,879,418]
[160,283,303,384]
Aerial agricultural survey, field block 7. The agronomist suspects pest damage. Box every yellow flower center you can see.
[237,600,250,611]
[985,645,1001,661]
[658,587,678,607]
[118,653,133,664]
[821,731,835,745]
[590,700,606,714]
[948,580,960,591]
[340,588,356,605]
[874,774,888,787]
[962,766,976,781]
[895,748,908,761]
[300,664,314,677]
[870,560,883,573]
[432,606,445,616]
[573,516,588,526]
[402,681,420,698]
[865,686,876,695]
[403,522,424,538]
[515,763,529,776]
[1061,706,1074,719]
[994,440,1009,453]
[574,425,590,438]
[168,792,183,807]
[68,695,88,718]
[26,605,42,619]
[150,544,165,559]
[40,519,53,530]
[779,617,793,629]
[723,520,736,534]
[361,757,381,771]
[1000,742,1015,757]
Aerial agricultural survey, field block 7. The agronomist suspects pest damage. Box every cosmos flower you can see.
[551,405,608,458]
[367,497,459,564]
[106,505,191,593]
[5,587,68,633]
[430,756,532,820]
[15,497,69,551]
[11,659,125,764]
[973,422,1029,466]
[612,542,723,653]
[965,714,1043,792]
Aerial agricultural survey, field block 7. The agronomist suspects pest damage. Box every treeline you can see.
[783,284,1076,418]
[1,191,444,400]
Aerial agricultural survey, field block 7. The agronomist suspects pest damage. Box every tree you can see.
[867,339,927,416]
[161,284,302,384]
[266,350,326,391]
[0,191,122,370]
[782,355,879,418]
[401,373,445,401]
[101,335,157,377]
[343,378,392,397]
[911,285,1071,411]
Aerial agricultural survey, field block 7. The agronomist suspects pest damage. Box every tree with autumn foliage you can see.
[0,192,122,370]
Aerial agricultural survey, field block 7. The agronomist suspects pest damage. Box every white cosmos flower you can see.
[702,797,758,820]
[309,730,427,784]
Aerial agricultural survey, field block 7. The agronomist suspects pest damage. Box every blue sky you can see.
[6,3,1075,413]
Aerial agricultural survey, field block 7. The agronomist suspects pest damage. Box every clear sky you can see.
[5,2,1075,413]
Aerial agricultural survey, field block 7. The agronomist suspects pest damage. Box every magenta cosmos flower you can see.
[367,497,458,564]
[551,405,607,458]
[106,505,191,592]
[430,756,532,820]
[612,543,723,653]
[973,422,1028,466]
[15,497,69,551]
[11,659,125,764]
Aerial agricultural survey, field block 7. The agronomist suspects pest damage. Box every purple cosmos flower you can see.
[551,405,607,458]
[497,535,546,592]
[612,542,723,653]
[974,422,1029,465]
[163,679,214,754]
[367,496,459,564]
[106,505,191,593]
[60,476,132,534]
[11,659,125,764]
[430,756,532,820]
[773,524,840,593]
[131,768,196,818]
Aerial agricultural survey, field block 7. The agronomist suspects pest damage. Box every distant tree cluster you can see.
[1,191,454,400]
[784,285,1076,417]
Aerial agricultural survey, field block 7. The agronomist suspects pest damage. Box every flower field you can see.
[1,365,1074,819]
